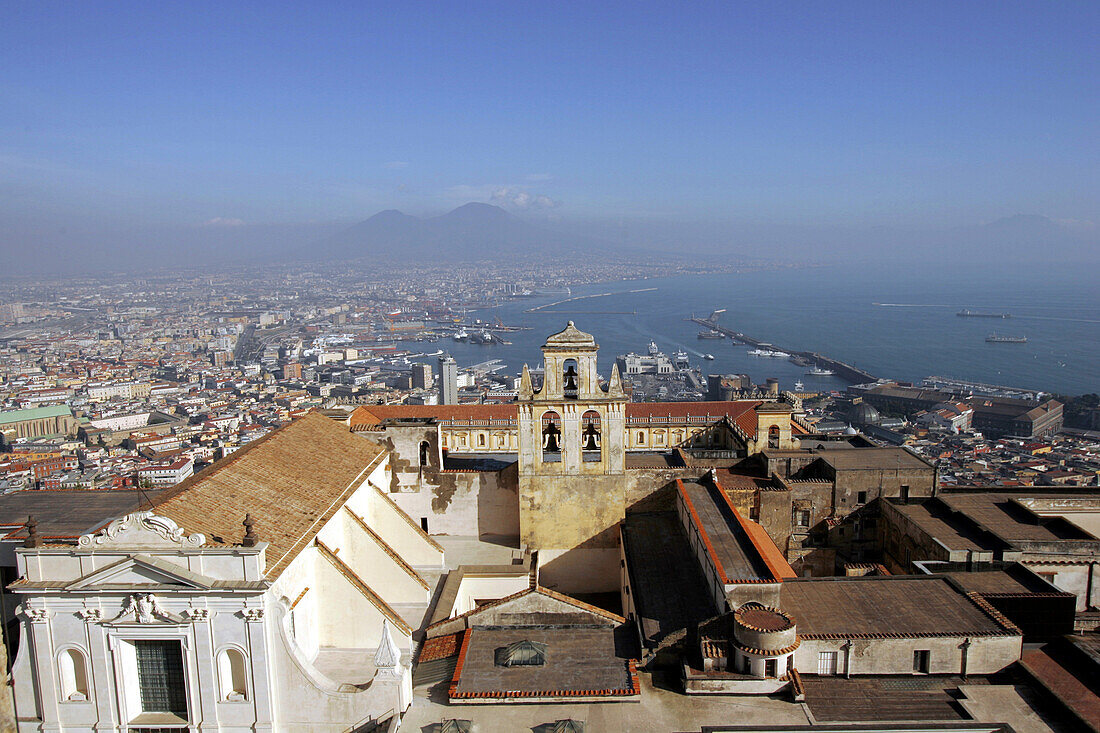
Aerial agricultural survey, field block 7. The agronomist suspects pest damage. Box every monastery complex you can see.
[1,324,1096,731]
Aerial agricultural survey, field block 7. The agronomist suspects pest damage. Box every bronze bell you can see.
[564,364,578,391]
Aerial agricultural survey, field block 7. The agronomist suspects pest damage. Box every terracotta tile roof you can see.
[144,411,386,580]
[350,403,517,426]
[349,400,795,437]
[419,631,464,663]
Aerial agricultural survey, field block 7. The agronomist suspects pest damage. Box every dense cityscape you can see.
[3,3,1098,732]
[2,264,1096,496]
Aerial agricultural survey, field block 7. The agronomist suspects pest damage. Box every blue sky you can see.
[1,1,1097,233]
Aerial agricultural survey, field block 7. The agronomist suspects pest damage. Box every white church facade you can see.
[8,411,442,732]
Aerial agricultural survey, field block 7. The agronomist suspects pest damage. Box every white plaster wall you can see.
[356,486,445,568]
[266,597,408,730]
[450,575,530,617]
[309,549,394,651]
[795,635,1021,676]
[1022,561,1096,611]
[537,547,621,594]
[325,511,428,605]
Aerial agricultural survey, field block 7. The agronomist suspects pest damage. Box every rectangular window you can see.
[135,640,188,716]
[818,651,838,675]
[764,658,777,678]
[795,510,811,527]
[913,649,930,673]
[899,485,910,502]
[857,491,867,504]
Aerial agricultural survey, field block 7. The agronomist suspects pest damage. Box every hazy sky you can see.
[2,1,1097,238]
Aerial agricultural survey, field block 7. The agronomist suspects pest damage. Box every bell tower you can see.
[516,323,629,591]
[517,321,626,477]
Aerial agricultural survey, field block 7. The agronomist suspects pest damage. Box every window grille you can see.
[135,640,187,717]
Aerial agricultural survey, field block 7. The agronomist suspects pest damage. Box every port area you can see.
[688,316,876,384]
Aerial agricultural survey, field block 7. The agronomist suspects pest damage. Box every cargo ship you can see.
[958,309,1010,318]
[986,334,1027,343]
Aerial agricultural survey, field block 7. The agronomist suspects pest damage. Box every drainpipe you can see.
[960,637,971,679]
[843,639,852,679]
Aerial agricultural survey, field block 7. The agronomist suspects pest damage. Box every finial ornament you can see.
[24,515,41,548]
[242,514,257,547]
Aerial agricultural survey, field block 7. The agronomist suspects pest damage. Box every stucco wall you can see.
[386,465,520,539]
[794,634,1021,676]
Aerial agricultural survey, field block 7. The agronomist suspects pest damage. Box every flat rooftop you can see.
[621,512,718,648]
[780,576,1015,638]
[891,501,999,552]
[938,494,1097,543]
[0,489,163,540]
[944,566,1067,596]
[811,446,931,471]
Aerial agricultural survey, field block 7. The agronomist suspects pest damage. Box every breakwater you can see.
[688,317,876,384]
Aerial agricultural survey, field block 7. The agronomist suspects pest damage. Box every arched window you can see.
[419,441,430,467]
[542,411,562,460]
[768,425,780,449]
[58,647,89,702]
[217,648,248,701]
[637,431,646,444]
[562,359,579,399]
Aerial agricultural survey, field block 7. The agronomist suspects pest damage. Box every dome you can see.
[847,401,881,426]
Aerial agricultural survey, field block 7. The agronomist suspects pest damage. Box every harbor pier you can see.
[688,316,876,384]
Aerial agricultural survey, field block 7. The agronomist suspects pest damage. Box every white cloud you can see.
[201,217,246,227]
[490,187,560,211]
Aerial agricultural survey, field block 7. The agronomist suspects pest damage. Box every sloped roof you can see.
[144,411,386,580]
[0,404,74,424]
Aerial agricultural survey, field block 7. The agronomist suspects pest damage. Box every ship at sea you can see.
[958,309,1010,318]
[697,329,725,339]
[986,334,1027,343]
[807,367,836,376]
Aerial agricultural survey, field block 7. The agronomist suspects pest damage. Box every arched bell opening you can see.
[562,358,579,399]
[768,424,780,449]
[582,410,602,462]
[541,411,562,462]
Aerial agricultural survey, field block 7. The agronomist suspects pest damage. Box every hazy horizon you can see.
[2,2,1097,275]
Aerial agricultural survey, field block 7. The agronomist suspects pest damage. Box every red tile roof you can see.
[349,400,809,439]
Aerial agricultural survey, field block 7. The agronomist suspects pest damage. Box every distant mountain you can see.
[319,203,595,263]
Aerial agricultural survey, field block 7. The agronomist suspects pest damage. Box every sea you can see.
[400,262,1099,396]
